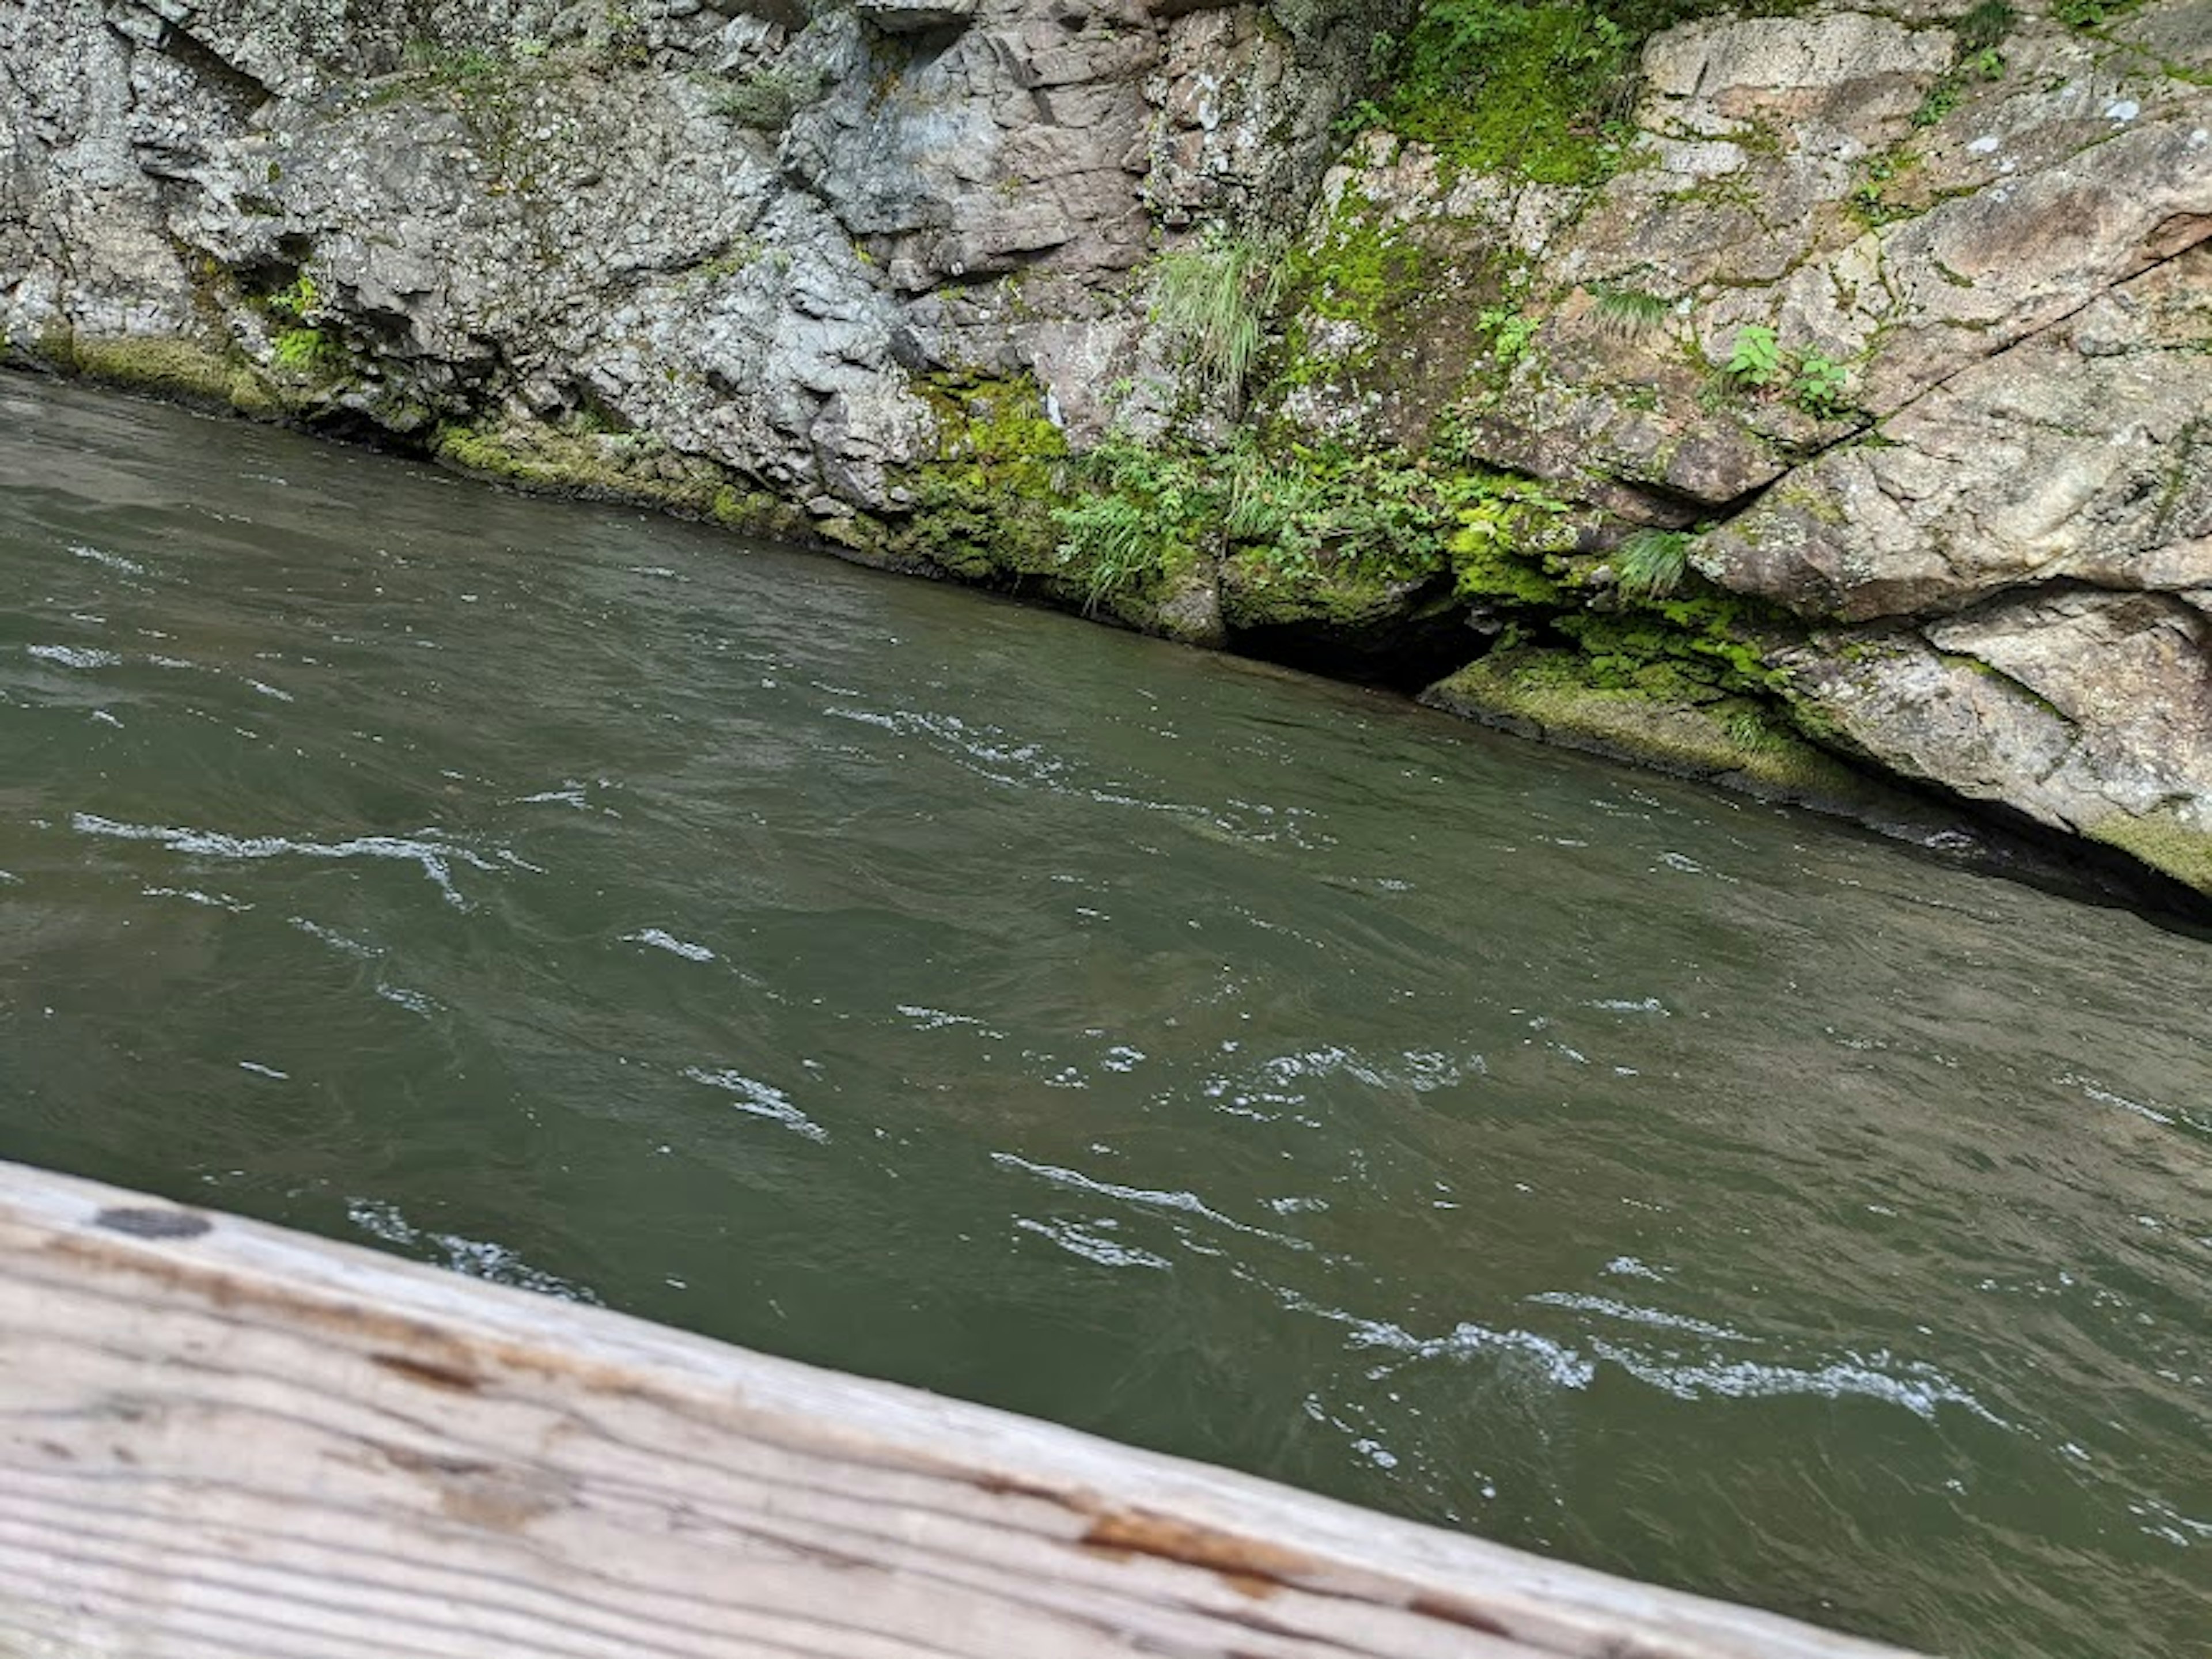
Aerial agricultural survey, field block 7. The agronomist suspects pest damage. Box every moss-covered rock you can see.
[2088,808,2212,895]
[1421,643,1892,812]
[54,334,283,416]
[430,418,791,533]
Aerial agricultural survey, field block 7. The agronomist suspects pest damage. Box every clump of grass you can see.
[1615,528,1691,599]
[1150,230,1285,403]
[401,39,502,80]
[1726,706,1785,754]
[1590,284,1672,340]
[1957,0,2016,52]
[1054,492,1161,612]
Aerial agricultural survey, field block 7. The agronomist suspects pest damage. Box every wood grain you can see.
[0,1160,1922,1658]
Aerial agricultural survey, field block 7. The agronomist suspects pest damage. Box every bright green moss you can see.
[893,372,1069,581]
[431,419,731,518]
[915,372,1068,466]
[2088,809,2212,893]
[1373,0,1810,185]
[1423,645,1874,802]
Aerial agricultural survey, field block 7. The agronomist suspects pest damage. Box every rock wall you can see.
[2,0,1384,504]
[1279,0,2210,889]
[5,0,2211,896]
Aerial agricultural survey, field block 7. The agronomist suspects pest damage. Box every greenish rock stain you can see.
[2088,808,2212,892]
[430,418,767,527]
[1422,643,1883,809]
[37,331,286,418]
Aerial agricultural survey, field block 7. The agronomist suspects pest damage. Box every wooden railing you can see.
[0,1160,1921,1658]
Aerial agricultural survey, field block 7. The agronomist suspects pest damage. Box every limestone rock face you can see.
[1782,590,2212,878]
[1701,248,2212,624]
[1,0,1381,498]
[1274,0,2211,888]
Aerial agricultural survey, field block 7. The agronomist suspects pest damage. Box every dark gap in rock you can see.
[1227,603,1478,693]
[1884,786,2212,937]
[153,26,272,119]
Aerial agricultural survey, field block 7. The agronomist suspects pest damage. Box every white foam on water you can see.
[992,1152,1312,1251]
[72,812,503,908]
[345,1198,599,1302]
[27,644,122,669]
[624,927,715,963]
[681,1066,828,1141]
[1524,1291,1751,1343]
[1014,1217,1172,1271]
[143,886,252,912]
[290,916,381,959]
[70,544,146,575]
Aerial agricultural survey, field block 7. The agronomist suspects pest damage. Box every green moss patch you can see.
[1422,643,1876,805]
[67,335,237,402]
[2088,808,2212,893]
[431,419,744,520]
[1372,0,1807,187]
[893,372,1069,582]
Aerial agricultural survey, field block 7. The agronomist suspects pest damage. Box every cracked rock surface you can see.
[1281,0,2210,886]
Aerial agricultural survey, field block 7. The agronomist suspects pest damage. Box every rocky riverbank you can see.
[5,0,2207,891]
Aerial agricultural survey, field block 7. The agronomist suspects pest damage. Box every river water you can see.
[2,375,2206,1656]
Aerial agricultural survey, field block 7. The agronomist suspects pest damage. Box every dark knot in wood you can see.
[93,1206,213,1240]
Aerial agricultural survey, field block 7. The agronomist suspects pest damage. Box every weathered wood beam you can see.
[0,1160,1922,1659]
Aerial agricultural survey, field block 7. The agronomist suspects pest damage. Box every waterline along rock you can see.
[4,0,2208,893]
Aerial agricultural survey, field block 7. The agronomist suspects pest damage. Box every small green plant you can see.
[1912,79,1966,127]
[1054,492,1160,612]
[1957,0,2016,52]
[1150,230,1285,403]
[1792,350,1851,418]
[2054,0,2140,28]
[600,3,647,62]
[1914,3,2011,126]
[1590,285,1671,340]
[272,327,342,377]
[403,39,501,79]
[691,239,761,283]
[265,273,319,322]
[1725,707,1785,754]
[1478,304,1539,368]
[1726,324,1781,388]
[1614,528,1691,600]
[1330,96,1389,142]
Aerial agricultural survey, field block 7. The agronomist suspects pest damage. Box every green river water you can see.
[3,376,2207,1657]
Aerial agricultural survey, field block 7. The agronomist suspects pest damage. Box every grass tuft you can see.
[1615,528,1691,599]
[1150,231,1285,404]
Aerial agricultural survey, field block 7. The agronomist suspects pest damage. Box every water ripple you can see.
[71,812,507,908]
